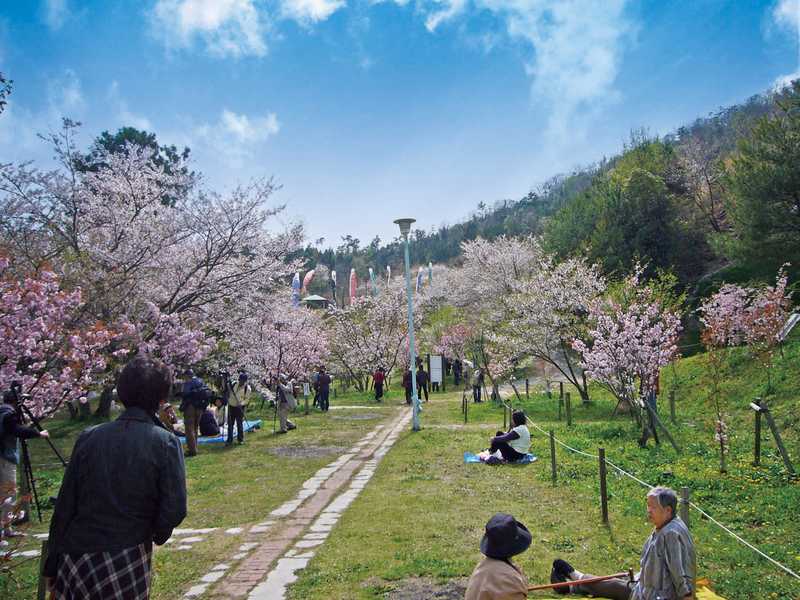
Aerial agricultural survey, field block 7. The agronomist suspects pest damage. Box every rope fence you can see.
[499,397,800,583]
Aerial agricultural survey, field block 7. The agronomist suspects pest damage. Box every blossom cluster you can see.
[0,257,111,417]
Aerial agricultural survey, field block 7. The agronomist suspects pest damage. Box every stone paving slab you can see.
[189,408,410,600]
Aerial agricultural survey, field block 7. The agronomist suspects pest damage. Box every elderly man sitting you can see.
[551,486,695,600]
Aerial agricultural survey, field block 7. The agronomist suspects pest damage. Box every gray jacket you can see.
[634,516,695,600]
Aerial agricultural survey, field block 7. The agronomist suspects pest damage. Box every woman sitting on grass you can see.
[465,512,532,599]
[482,410,530,464]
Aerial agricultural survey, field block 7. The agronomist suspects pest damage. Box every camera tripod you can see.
[16,403,68,523]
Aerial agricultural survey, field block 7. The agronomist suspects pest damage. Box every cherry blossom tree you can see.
[326,279,420,391]
[0,257,111,418]
[573,269,682,444]
[0,121,304,417]
[507,254,605,403]
[698,266,792,472]
[448,236,603,401]
[433,324,473,363]
[224,292,329,385]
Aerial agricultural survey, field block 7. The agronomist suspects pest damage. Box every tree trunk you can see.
[94,385,114,419]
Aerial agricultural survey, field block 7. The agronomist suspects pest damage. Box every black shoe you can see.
[551,559,574,595]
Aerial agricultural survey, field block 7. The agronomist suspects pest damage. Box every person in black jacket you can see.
[416,365,429,402]
[0,386,49,539]
[44,357,187,599]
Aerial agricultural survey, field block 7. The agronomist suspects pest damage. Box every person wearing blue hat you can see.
[465,513,532,600]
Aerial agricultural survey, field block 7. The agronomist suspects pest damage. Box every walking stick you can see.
[528,569,632,593]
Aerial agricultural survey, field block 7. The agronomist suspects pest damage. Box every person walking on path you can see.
[1,385,49,540]
[402,368,413,405]
[465,512,531,600]
[316,366,332,412]
[373,367,386,402]
[44,356,187,599]
[226,372,251,445]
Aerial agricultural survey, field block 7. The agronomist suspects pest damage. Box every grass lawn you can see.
[3,340,799,599]
[288,341,800,600]
[1,385,406,599]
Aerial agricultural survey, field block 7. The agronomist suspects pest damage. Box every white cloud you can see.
[47,68,85,118]
[107,81,153,131]
[0,69,88,163]
[280,0,347,25]
[184,109,280,168]
[220,109,280,142]
[773,0,800,30]
[397,1,633,143]
[423,0,466,33]
[150,0,269,58]
[42,0,69,31]
[771,0,800,89]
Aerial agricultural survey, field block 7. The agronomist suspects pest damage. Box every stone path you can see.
[183,407,411,600]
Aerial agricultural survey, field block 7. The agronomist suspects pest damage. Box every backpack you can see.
[184,381,213,410]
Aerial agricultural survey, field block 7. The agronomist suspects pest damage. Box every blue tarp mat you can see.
[178,419,262,445]
[464,451,537,464]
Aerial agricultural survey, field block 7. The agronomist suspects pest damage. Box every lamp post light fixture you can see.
[394,218,420,431]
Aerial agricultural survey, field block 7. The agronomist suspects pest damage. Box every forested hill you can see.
[300,81,799,296]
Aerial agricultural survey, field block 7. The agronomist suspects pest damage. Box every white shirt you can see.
[509,425,531,454]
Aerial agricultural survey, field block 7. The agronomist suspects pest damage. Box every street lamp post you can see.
[394,218,420,431]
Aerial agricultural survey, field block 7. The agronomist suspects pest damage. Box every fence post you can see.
[503,403,507,429]
[305,395,309,416]
[565,392,572,427]
[549,430,557,485]
[669,389,676,423]
[753,398,762,466]
[558,395,563,421]
[680,487,690,527]
[599,447,609,524]
[464,395,468,424]
[559,381,564,401]
[760,399,796,475]
[525,378,529,398]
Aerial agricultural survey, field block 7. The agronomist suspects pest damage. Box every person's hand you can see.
[39,430,50,439]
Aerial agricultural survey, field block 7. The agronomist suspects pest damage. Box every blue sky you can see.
[1,1,799,247]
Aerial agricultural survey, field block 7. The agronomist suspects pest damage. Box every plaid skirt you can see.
[53,542,152,600]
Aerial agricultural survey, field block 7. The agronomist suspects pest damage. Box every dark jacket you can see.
[317,373,331,392]
[44,407,187,577]
[402,371,412,390]
[0,403,40,465]
[416,369,429,385]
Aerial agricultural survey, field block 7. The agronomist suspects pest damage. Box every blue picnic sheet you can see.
[178,419,262,445]
[464,451,537,464]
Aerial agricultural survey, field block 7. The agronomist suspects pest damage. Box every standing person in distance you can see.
[316,366,332,412]
[275,375,297,433]
[416,363,429,402]
[402,367,413,405]
[179,369,207,457]
[373,367,386,402]
[44,356,187,599]
[226,372,251,446]
[472,367,483,403]
[0,385,49,540]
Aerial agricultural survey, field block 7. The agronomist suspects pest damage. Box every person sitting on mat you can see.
[483,410,530,464]
[550,486,695,600]
[465,512,531,600]
[199,406,220,437]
